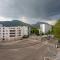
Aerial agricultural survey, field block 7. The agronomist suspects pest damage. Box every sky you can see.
[0,0,60,25]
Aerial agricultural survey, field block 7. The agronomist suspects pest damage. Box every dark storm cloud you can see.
[45,0,60,17]
[0,0,60,18]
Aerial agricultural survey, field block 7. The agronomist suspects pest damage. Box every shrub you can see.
[31,28,39,35]
[53,20,60,42]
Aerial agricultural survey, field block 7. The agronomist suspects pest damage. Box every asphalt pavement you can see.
[0,36,56,60]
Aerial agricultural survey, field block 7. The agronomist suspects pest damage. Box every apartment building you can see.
[40,23,52,34]
[0,26,30,41]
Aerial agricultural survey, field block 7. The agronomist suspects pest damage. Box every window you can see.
[10,35,15,37]
[18,32,21,36]
[6,33,8,34]
[18,30,21,36]
[3,36,4,37]
[10,33,15,34]
[3,33,5,35]
[10,30,15,35]
[3,38,5,40]
[10,30,15,32]
[6,30,8,32]
[3,30,5,32]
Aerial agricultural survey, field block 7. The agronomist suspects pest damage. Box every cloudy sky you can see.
[0,0,60,24]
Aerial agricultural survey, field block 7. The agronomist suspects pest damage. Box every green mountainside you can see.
[0,20,31,27]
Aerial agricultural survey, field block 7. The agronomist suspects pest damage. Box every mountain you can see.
[0,20,51,28]
[0,20,31,27]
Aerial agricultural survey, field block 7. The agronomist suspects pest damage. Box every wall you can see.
[40,24,52,34]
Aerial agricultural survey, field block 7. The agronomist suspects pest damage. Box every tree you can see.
[47,26,54,35]
[53,20,60,42]
[31,28,39,35]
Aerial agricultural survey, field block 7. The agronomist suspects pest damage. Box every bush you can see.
[31,28,39,35]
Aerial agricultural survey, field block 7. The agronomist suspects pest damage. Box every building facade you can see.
[0,26,30,41]
[40,23,52,34]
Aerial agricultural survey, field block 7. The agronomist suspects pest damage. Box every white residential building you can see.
[40,23,52,34]
[0,26,30,41]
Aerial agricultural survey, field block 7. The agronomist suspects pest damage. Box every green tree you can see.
[53,20,60,42]
[31,28,39,35]
[47,26,54,35]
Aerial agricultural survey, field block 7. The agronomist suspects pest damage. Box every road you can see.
[55,48,60,60]
[0,36,56,60]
